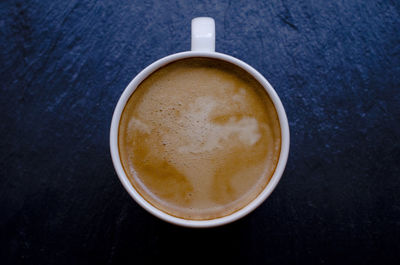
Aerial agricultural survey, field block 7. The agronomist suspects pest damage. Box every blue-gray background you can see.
[1,0,399,264]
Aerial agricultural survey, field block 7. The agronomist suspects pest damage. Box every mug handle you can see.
[191,17,215,52]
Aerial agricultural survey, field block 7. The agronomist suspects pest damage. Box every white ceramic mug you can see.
[110,17,290,228]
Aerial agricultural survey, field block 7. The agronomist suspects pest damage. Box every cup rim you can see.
[110,51,290,228]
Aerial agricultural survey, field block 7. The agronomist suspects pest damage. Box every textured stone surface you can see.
[0,0,399,264]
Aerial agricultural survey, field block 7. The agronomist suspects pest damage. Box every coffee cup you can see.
[110,17,289,228]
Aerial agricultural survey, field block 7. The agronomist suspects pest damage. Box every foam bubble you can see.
[232,88,247,103]
[128,117,150,134]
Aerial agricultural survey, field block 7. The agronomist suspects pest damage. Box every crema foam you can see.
[118,58,281,220]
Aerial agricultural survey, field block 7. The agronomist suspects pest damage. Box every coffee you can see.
[118,58,281,220]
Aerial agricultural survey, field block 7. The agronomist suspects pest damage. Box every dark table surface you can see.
[1,0,399,264]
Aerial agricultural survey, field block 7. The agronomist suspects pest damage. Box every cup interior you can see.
[110,51,289,228]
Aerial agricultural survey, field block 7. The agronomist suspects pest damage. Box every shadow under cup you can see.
[111,54,289,227]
